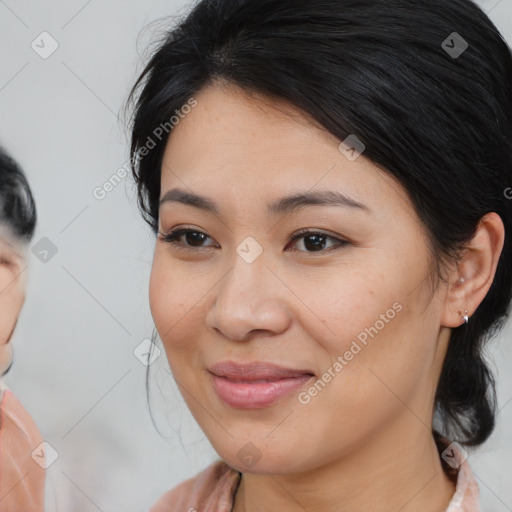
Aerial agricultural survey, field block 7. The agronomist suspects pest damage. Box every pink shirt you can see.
[0,385,46,512]
[149,439,481,512]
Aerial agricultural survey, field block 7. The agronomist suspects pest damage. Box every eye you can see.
[159,227,349,254]
[286,229,349,254]
[158,227,217,250]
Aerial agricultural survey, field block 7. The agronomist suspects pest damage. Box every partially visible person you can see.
[0,146,45,511]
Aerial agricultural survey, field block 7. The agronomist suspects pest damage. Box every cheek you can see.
[0,342,13,374]
[0,274,24,346]
[293,257,400,355]
[149,251,185,331]
[299,249,434,402]
[309,291,436,437]
[0,306,17,345]
[149,251,204,363]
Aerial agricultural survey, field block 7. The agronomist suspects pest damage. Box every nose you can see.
[204,249,292,342]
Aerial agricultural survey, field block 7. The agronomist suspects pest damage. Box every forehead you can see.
[160,84,410,216]
[163,83,338,166]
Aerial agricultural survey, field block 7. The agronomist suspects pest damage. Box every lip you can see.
[208,361,315,409]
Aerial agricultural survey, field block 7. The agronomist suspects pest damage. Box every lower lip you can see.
[210,373,314,409]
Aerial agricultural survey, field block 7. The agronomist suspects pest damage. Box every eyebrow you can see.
[159,187,372,216]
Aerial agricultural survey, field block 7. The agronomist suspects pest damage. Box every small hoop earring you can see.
[463,310,469,324]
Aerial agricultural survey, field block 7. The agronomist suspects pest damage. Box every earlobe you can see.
[441,274,471,328]
[441,212,505,328]
[455,308,469,327]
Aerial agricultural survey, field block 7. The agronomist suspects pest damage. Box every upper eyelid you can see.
[290,228,346,240]
[160,226,343,239]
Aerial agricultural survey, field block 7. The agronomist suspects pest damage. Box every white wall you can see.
[1,1,511,511]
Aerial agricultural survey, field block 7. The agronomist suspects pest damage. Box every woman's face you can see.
[149,83,451,474]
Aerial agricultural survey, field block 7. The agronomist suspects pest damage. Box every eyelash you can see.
[158,227,349,255]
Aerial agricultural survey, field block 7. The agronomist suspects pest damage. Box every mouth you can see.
[208,361,315,409]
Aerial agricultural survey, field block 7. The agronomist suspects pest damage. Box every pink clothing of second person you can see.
[149,437,481,512]
[0,381,46,512]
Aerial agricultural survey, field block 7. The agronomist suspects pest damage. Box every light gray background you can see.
[0,1,511,511]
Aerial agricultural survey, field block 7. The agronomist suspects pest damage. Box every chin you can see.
[213,438,312,475]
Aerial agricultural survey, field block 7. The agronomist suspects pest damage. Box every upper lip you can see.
[209,361,315,381]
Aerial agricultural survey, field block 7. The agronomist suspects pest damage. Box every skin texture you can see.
[0,229,27,374]
[149,82,504,512]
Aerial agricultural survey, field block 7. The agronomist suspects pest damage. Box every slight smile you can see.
[208,361,316,409]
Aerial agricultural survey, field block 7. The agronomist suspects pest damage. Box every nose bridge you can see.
[218,238,271,315]
[226,234,269,297]
[206,237,291,340]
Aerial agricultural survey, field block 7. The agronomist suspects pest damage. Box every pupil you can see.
[187,232,206,246]
[305,234,325,251]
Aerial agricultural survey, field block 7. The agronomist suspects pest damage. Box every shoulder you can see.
[149,459,241,512]
[0,388,46,512]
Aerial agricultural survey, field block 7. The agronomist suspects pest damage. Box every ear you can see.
[441,212,505,328]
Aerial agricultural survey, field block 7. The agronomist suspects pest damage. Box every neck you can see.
[232,416,456,512]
